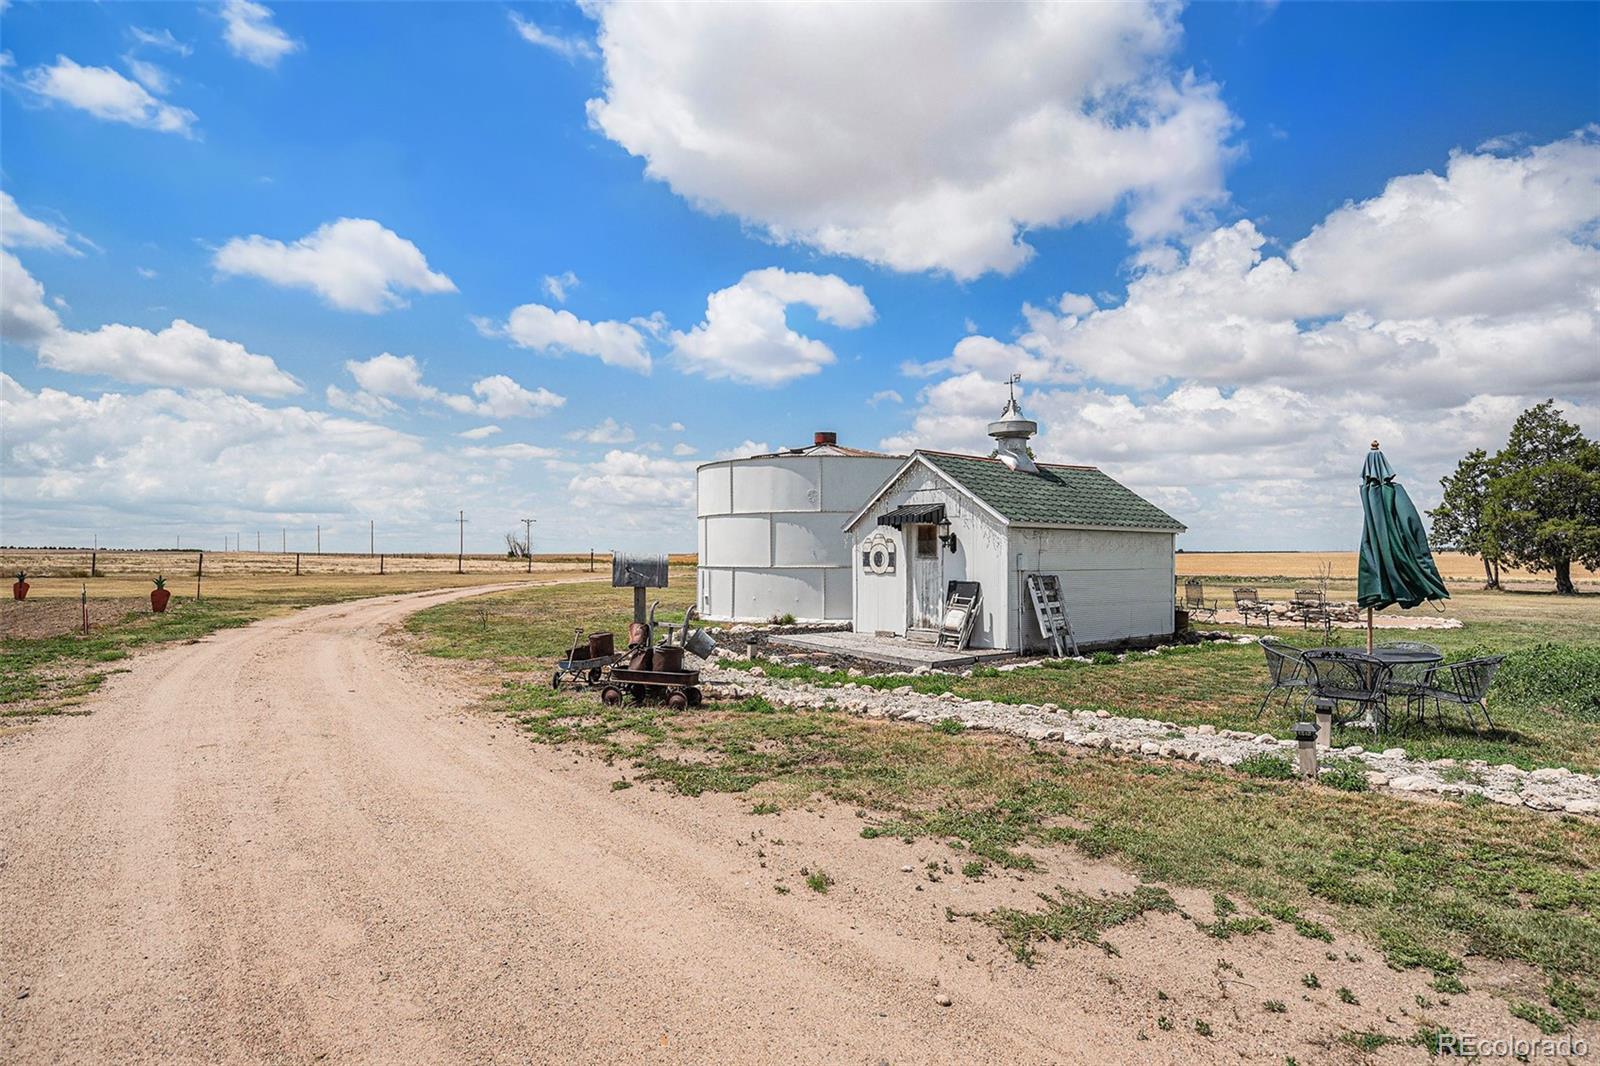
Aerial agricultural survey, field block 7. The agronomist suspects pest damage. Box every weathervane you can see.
[1005,372,1021,404]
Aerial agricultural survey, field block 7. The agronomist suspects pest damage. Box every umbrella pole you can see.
[1366,608,1374,654]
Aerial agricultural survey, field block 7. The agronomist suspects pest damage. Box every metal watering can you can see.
[679,606,718,660]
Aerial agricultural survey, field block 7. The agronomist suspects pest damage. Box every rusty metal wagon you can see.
[551,629,625,690]
[599,668,704,711]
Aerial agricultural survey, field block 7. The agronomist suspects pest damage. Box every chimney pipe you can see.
[814,431,837,446]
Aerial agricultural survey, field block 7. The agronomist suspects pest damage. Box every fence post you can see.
[380,554,385,575]
[196,551,203,602]
[295,552,301,576]
[90,548,98,578]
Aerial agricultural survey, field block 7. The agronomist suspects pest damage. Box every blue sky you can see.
[2,1,1597,554]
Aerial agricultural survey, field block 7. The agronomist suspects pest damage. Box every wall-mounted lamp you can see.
[937,516,958,553]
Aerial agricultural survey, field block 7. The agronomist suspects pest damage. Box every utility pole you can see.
[456,510,467,574]
[369,519,375,557]
[257,531,261,553]
[282,528,286,553]
[316,524,321,554]
[521,517,537,574]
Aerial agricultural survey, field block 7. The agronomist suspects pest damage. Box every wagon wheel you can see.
[629,685,651,706]
[685,686,703,708]
[666,689,689,712]
[600,686,624,707]
[550,670,564,691]
[587,666,604,684]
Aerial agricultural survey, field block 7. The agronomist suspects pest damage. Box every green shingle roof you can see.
[920,451,1186,532]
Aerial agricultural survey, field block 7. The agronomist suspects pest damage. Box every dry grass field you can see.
[0,549,683,608]
[1177,549,1597,587]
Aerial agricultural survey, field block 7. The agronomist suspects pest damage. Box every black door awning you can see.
[877,502,945,528]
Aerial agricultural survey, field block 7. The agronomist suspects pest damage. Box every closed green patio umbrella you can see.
[1357,440,1449,651]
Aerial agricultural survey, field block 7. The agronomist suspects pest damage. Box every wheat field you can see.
[1176,550,1596,584]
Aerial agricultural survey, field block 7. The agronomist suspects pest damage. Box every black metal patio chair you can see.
[1183,579,1218,622]
[1409,655,1505,734]
[1302,649,1393,737]
[1256,639,1310,719]
[1233,586,1272,627]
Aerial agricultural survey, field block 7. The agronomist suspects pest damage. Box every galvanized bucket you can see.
[683,627,718,660]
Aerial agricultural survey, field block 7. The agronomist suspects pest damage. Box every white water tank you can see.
[697,432,903,622]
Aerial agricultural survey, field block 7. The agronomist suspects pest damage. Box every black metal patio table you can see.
[1369,645,1445,722]
[1366,645,1444,668]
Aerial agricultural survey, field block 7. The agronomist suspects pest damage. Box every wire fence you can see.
[0,547,616,580]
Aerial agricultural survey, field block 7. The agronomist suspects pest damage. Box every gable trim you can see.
[842,453,1012,532]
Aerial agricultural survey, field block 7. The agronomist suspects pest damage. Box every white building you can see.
[842,396,1186,652]
[696,433,903,622]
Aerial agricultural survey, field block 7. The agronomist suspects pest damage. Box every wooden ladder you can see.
[1025,573,1078,657]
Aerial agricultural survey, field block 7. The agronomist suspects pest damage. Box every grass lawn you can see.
[0,571,582,715]
[718,584,1600,773]
[406,577,1600,1026]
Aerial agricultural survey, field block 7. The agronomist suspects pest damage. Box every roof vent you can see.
[813,431,838,446]
[987,376,1038,473]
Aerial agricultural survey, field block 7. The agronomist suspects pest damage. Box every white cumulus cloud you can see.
[566,417,635,445]
[1,191,82,255]
[464,374,565,419]
[886,131,1600,548]
[22,55,196,136]
[912,130,1600,407]
[586,1,1234,278]
[36,319,303,396]
[670,268,874,386]
[220,0,302,68]
[334,354,563,420]
[0,251,62,345]
[542,270,579,303]
[214,218,456,313]
[510,12,595,61]
[487,302,652,373]
[568,449,696,513]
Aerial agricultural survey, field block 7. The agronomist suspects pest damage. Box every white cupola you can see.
[986,375,1038,473]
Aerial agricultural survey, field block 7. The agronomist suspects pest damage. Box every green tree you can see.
[1483,401,1600,595]
[1429,448,1501,589]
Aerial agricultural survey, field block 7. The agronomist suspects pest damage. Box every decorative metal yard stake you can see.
[1314,698,1335,749]
[1294,722,1318,778]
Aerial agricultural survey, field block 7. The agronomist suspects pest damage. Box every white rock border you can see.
[703,661,1600,818]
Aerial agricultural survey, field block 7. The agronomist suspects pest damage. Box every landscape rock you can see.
[700,661,1600,820]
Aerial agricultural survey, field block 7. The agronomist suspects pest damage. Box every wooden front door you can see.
[908,523,944,630]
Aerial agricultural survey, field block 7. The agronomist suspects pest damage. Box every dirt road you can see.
[2,585,1147,1065]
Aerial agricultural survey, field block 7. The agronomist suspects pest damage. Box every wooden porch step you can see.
[905,627,939,645]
